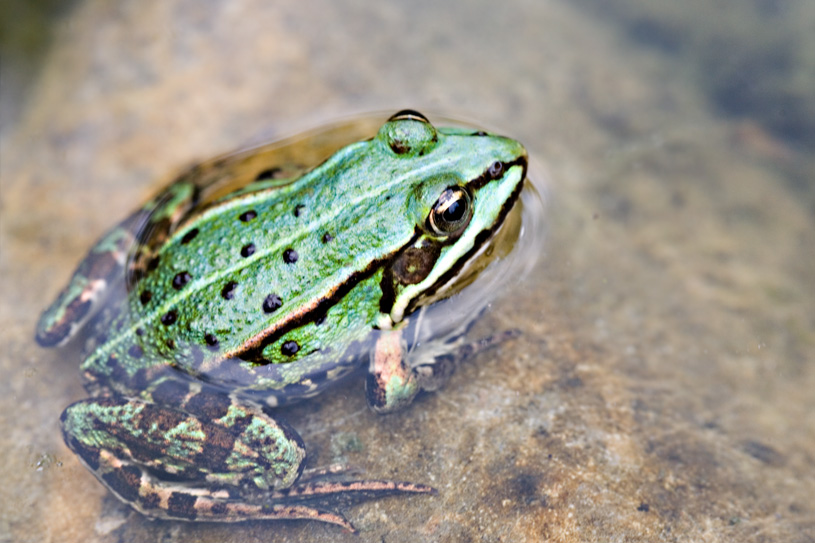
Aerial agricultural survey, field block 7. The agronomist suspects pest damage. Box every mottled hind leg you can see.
[61,394,431,531]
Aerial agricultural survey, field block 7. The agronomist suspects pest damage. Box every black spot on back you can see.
[204,333,220,350]
[180,228,199,244]
[262,294,282,314]
[221,281,238,300]
[172,271,192,289]
[161,310,178,325]
[281,340,300,356]
[239,210,257,222]
[283,248,298,264]
[240,243,256,258]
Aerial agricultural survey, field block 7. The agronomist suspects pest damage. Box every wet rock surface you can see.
[1,1,813,542]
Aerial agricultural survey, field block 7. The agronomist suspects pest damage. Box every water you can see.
[1,1,813,541]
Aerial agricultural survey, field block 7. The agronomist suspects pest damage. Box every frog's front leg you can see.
[366,327,520,414]
[61,391,430,531]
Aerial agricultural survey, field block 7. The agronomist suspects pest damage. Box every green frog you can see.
[36,110,529,531]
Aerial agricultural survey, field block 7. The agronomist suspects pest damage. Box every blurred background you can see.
[1,1,813,542]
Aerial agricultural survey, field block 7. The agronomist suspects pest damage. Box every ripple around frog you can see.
[43,111,544,529]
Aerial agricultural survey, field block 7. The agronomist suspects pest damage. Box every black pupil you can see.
[443,197,466,223]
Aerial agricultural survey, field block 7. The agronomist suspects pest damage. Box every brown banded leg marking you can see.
[80,447,359,531]
[61,396,433,531]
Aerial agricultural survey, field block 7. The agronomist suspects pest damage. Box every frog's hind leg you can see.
[60,394,431,530]
[68,443,357,529]
[267,479,434,509]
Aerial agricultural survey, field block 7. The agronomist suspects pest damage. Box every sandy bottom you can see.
[1,1,813,541]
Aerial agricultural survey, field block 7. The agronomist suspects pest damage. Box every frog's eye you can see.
[428,187,473,237]
[380,110,438,156]
[388,109,430,123]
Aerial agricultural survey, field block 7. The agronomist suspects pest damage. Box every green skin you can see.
[36,111,528,531]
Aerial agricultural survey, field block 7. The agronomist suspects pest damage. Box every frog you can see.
[35,110,529,531]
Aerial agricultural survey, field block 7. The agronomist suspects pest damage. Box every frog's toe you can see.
[160,498,359,531]
[271,479,435,507]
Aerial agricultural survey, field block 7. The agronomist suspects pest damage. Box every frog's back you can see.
[79,143,428,397]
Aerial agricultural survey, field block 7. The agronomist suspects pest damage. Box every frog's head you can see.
[376,110,528,328]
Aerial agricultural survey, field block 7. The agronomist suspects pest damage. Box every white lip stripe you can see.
[414,227,495,302]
